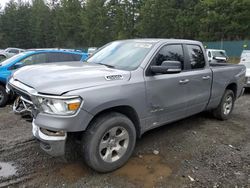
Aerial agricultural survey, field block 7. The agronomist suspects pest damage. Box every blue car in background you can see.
[0,49,88,107]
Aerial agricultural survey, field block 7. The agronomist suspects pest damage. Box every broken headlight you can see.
[32,95,82,116]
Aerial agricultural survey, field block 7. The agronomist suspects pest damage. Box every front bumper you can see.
[32,121,67,156]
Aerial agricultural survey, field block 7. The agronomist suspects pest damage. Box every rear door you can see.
[184,44,212,115]
[144,44,190,127]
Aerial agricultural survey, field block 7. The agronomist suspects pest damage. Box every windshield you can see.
[212,50,227,58]
[87,41,154,70]
[0,52,29,66]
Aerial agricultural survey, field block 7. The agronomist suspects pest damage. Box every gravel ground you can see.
[0,92,250,188]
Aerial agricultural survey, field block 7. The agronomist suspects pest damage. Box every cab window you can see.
[187,45,205,69]
[152,44,184,69]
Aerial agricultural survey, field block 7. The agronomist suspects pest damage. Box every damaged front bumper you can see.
[32,121,67,156]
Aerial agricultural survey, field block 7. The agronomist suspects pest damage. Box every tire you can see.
[82,112,136,172]
[212,89,235,120]
[0,85,9,107]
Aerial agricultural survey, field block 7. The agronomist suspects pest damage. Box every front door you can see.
[144,44,190,129]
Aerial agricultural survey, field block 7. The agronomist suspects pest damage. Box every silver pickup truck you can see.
[7,39,246,172]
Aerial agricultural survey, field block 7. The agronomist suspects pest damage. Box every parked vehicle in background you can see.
[239,60,250,88]
[240,50,250,64]
[8,39,245,173]
[0,49,88,107]
[87,47,98,56]
[0,48,25,61]
[206,49,228,63]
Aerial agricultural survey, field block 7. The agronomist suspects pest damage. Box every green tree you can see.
[53,0,84,47]
[82,0,110,46]
[30,0,54,47]
[1,0,31,48]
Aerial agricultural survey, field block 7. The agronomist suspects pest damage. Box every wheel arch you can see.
[0,54,6,58]
[226,82,237,99]
[87,105,141,138]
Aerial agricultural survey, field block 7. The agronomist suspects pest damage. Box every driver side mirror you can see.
[150,61,182,74]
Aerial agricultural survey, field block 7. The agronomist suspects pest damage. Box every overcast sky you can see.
[0,0,31,8]
[0,0,10,7]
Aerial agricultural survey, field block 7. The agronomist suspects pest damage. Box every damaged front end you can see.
[7,77,68,156]
[13,96,33,116]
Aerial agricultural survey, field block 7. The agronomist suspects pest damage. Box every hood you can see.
[12,62,131,95]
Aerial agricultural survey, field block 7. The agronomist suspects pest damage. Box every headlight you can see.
[33,96,82,116]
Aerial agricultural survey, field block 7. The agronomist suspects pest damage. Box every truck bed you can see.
[207,63,246,110]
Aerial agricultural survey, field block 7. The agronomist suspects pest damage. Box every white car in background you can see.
[206,49,228,63]
[0,48,25,61]
[239,60,250,88]
[240,50,250,64]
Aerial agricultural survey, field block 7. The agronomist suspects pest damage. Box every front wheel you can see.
[0,85,9,107]
[212,89,235,120]
[82,112,136,172]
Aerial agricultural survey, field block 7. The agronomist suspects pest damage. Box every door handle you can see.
[179,79,189,84]
[202,76,210,80]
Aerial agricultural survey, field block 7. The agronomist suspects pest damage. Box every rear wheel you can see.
[212,89,235,120]
[0,85,9,107]
[82,112,136,172]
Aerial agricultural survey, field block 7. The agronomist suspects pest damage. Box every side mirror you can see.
[151,61,182,74]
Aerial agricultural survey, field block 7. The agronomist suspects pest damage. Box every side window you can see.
[8,49,19,54]
[21,53,47,65]
[187,45,205,69]
[47,53,76,63]
[72,54,82,61]
[153,44,184,69]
